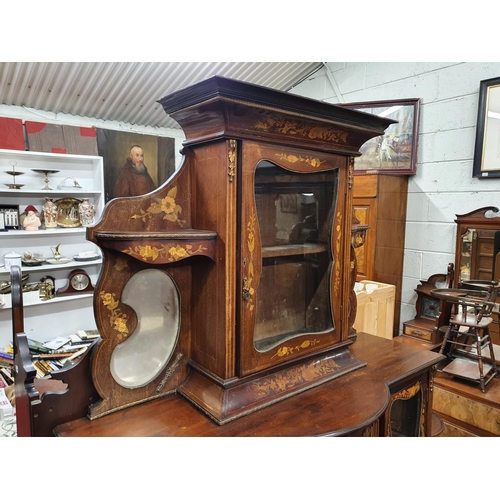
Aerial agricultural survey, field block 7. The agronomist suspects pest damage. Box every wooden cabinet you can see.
[52,333,443,437]
[353,172,409,337]
[85,76,396,423]
[453,207,500,344]
[402,265,454,344]
[0,150,104,348]
[433,372,500,436]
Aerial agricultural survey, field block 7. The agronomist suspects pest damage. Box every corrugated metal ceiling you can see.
[0,62,323,130]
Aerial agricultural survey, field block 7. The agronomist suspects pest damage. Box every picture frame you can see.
[0,204,20,230]
[340,98,421,175]
[472,76,500,178]
[96,129,175,203]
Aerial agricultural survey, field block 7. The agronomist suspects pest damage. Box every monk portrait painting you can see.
[96,129,176,203]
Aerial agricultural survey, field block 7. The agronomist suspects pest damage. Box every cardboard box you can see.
[353,280,395,339]
[0,387,14,419]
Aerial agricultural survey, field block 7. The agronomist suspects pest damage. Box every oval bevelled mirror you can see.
[110,268,180,389]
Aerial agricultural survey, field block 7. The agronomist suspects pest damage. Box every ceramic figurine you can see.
[22,205,41,231]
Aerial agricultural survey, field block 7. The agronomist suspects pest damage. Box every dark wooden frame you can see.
[473,76,500,178]
[341,98,421,175]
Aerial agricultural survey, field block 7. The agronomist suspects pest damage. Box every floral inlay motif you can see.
[100,291,129,340]
[130,186,185,227]
[334,211,342,295]
[113,255,129,271]
[245,212,257,309]
[252,357,341,397]
[254,118,348,144]
[271,339,321,359]
[392,381,421,401]
[274,153,325,168]
[123,243,207,262]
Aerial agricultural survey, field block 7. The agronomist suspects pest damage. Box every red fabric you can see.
[51,147,67,154]
[25,121,47,133]
[0,117,25,150]
[79,127,96,137]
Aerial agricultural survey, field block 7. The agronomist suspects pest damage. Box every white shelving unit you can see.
[0,149,104,348]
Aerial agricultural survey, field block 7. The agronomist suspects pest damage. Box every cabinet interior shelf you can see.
[262,243,328,258]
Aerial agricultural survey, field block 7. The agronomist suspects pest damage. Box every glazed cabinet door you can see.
[384,370,432,437]
[238,141,351,376]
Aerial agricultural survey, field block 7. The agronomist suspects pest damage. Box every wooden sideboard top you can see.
[54,333,443,437]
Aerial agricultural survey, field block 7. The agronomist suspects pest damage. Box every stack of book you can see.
[27,331,99,379]
[0,348,14,389]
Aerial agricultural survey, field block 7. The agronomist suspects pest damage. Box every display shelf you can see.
[0,227,89,237]
[0,258,102,275]
[0,188,101,197]
[0,148,103,347]
[0,290,93,310]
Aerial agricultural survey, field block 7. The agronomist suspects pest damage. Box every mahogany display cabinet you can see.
[85,76,397,424]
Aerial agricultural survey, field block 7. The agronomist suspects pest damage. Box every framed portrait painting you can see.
[340,98,421,175]
[96,128,176,203]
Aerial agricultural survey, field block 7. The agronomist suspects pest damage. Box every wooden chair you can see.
[11,265,100,437]
[438,282,500,392]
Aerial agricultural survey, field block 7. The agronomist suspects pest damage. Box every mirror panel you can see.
[110,268,180,388]
[455,207,500,284]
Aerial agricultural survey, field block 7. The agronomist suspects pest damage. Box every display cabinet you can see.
[453,206,500,344]
[402,264,454,344]
[352,172,409,337]
[0,149,104,348]
[86,76,394,423]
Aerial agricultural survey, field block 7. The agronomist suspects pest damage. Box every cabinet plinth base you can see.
[179,346,367,424]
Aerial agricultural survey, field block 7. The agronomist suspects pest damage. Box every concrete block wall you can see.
[290,62,500,333]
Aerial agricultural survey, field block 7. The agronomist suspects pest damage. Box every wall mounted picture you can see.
[96,129,175,203]
[473,76,500,178]
[340,98,421,175]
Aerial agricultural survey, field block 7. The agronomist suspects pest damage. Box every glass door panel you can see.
[253,161,338,352]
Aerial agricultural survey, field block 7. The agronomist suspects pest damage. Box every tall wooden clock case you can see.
[87,77,394,423]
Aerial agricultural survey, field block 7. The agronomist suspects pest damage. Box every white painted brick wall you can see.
[291,62,500,333]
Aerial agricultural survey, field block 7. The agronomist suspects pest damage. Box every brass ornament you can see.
[228,139,236,182]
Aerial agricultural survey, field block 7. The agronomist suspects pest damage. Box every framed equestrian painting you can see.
[340,98,421,175]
